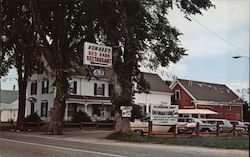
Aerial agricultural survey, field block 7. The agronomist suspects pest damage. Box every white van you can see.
[200,119,245,133]
[178,117,216,133]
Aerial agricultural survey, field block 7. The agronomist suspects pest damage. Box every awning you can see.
[178,109,218,115]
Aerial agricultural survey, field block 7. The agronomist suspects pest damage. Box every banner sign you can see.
[83,42,112,67]
[150,105,178,125]
[120,106,132,118]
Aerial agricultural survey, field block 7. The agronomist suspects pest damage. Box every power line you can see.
[189,15,249,54]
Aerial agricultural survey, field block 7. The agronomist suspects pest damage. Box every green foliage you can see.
[243,102,250,122]
[97,0,215,109]
[130,104,144,122]
[72,110,92,123]
[25,112,41,122]
[106,132,144,142]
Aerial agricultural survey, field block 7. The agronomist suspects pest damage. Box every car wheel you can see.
[134,130,143,136]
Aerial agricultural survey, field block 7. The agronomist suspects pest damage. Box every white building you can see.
[0,90,19,122]
[134,73,173,117]
[25,48,173,122]
[25,68,114,121]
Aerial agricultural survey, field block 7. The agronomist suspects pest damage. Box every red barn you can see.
[169,78,244,121]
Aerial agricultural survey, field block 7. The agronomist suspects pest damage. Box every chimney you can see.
[13,85,15,91]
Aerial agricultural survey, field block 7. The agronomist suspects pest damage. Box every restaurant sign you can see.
[83,42,112,67]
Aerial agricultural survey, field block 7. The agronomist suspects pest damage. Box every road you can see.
[0,131,248,157]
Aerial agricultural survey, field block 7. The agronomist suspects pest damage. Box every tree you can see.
[34,0,102,134]
[1,0,41,130]
[14,0,214,134]
[93,0,214,133]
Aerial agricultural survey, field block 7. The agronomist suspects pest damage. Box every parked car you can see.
[200,119,245,133]
[177,117,216,133]
[230,120,248,132]
[130,117,172,135]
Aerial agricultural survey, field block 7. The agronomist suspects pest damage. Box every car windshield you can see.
[193,118,204,124]
[224,120,232,125]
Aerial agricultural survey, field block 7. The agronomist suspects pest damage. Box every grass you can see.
[106,133,249,150]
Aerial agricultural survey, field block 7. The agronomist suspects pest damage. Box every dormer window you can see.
[175,90,180,100]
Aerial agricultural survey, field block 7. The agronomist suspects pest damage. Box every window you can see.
[42,80,49,94]
[69,81,77,94]
[175,90,180,100]
[94,83,105,96]
[192,114,198,118]
[30,81,37,95]
[30,102,35,114]
[41,101,48,117]
[228,105,232,111]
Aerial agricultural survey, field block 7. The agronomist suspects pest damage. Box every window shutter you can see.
[102,84,105,96]
[40,103,43,116]
[94,83,97,95]
[46,80,49,93]
[42,81,45,94]
[108,84,114,96]
[73,81,77,94]
[31,102,35,114]
[45,102,48,117]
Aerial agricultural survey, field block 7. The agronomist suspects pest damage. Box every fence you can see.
[147,122,250,137]
[22,121,115,131]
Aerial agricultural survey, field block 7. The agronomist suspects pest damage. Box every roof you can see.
[0,90,19,104]
[0,103,18,110]
[178,109,218,115]
[175,78,242,103]
[143,73,172,93]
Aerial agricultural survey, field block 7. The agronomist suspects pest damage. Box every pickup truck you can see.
[130,118,172,135]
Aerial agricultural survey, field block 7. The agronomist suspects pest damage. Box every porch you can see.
[65,95,115,121]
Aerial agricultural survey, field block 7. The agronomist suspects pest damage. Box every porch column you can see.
[84,103,88,113]
[64,103,68,121]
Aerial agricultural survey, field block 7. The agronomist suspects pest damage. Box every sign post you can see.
[120,106,132,118]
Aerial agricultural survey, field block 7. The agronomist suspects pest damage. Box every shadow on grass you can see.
[106,132,249,150]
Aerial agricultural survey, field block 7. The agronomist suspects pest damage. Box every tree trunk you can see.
[115,112,131,133]
[48,72,68,135]
[16,79,27,130]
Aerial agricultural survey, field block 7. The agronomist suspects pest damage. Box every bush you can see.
[106,132,144,142]
[25,112,41,122]
[130,104,143,122]
[72,110,92,122]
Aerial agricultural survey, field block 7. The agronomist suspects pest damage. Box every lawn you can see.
[106,133,249,150]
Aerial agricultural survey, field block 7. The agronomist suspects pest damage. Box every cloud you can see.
[167,0,249,58]
[226,81,249,102]
[154,63,189,81]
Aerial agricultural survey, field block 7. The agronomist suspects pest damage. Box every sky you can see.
[1,0,249,102]
[143,0,250,102]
